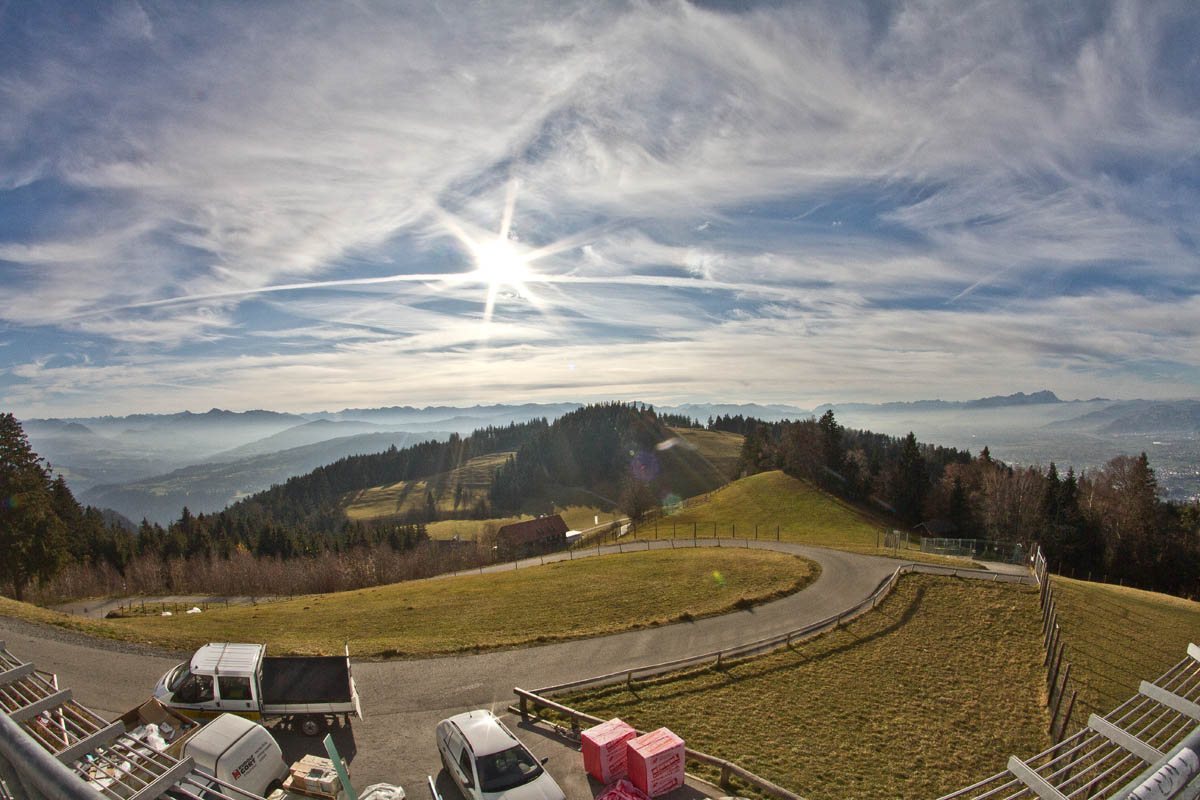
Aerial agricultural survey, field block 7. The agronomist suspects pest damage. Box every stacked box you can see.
[596,778,651,800]
[288,755,341,797]
[626,728,685,797]
[582,718,637,783]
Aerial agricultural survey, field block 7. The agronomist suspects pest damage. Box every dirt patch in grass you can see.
[1050,576,1200,732]
[25,548,817,658]
[560,574,1047,800]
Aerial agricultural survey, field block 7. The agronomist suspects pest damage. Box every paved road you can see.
[0,539,909,798]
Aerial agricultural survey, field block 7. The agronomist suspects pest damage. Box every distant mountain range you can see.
[81,429,453,524]
[1045,399,1200,434]
[816,390,1067,414]
[19,390,1200,523]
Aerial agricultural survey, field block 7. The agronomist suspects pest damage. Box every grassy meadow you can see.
[668,427,744,480]
[343,452,514,521]
[645,469,931,559]
[2,549,817,657]
[561,574,1048,800]
[1049,576,1200,731]
[425,505,610,541]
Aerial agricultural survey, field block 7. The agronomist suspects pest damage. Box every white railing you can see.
[938,643,1200,800]
[0,641,265,800]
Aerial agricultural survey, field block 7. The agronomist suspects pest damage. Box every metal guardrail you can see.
[511,688,806,800]
[533,558,1034,696]
[511,554,1034,800]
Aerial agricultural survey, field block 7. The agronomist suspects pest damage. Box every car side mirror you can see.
[540,757,549,765]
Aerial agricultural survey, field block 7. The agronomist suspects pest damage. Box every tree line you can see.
[2,405,675,602]
[487,402,669,512]
[0,412,538,602]
[736,411,1200,598]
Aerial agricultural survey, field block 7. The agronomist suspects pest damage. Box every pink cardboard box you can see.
[582,718,638,783]
[596,778,651,800]
[626,728,685,797]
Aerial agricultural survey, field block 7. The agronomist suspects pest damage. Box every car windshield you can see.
[475,745,543,793]
[166,663,189,692]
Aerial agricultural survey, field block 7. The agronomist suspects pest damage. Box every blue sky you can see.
[1,0,1198,417]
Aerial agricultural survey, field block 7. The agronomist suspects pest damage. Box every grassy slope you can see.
[1050,576,1200,730]
[2,549,817,657]
[344,452,514,521]
[345,427,743,536]
[563,574,1048,800]
[426,505,606,541]
[667,427,744,483]
[655,470,888,550]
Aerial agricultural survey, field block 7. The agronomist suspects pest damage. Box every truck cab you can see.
[156,643,263,720]
[155,642,361,736]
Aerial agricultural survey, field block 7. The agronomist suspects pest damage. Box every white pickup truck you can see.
[154,642,362,736]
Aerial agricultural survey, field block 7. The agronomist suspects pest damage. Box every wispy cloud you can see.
[0,0,1197,415]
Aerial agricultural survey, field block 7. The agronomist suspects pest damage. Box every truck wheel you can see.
[299,716,325,737]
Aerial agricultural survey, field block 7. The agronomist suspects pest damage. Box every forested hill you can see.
[487,402,729,514]
[224,418,545,531]
[223,401,724,533]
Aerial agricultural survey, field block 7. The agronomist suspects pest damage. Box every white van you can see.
[181,713,290,798]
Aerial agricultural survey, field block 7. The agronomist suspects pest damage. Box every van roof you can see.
[184,713,261,762]
[191,643,263,676]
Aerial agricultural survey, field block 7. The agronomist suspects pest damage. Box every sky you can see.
[1,0,1198,418]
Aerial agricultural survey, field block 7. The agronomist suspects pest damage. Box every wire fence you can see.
[1033,546,1080,744]
[937,644,1200,800]
[923,538,1026,565]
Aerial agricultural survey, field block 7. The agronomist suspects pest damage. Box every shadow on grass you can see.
[574,584,928,710]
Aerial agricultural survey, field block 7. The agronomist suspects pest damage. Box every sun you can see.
[472,237,529,288]
[436,179,587,332]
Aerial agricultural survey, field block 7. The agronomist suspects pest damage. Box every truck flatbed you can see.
[262,656,355,705]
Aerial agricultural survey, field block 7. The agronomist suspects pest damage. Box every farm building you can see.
[496,514,569,558]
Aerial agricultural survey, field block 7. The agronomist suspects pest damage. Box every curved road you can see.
[0,540,917,797]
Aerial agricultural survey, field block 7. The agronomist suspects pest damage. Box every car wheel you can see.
[300,716,324,737]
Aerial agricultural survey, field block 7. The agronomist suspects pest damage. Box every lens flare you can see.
[629,451,661,482]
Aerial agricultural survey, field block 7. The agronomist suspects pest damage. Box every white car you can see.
[436,710,566,800]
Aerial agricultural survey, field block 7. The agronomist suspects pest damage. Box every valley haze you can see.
[18,391,1200,524]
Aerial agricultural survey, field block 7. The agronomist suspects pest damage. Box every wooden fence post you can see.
[1049,663,1071,736]
[1060,690,1077,740]
[1048,641,1065,689]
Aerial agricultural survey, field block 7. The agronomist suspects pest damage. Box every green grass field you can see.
[1,549,817,657]
[653,470,912,555]
[344,452,513,521]
[668,427,744,480]
[1049,576,1200,731]
[561,574,1048,800]
[426,506,611,541]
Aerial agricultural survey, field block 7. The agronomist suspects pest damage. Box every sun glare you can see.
[473,238,529,287]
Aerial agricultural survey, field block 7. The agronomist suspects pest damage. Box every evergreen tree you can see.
[818,409,844,476]
[948,475,974,536]
[893,432,928,526]
[0,414,70,601]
